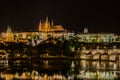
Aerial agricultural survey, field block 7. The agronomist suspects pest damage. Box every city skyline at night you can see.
[0,1,120,79]
[0,0,120,34]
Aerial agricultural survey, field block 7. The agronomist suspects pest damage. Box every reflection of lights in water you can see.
[31,70,39,80]
[91,61,100,69]
[16,60,20,66]
[103,63,106,69]
[43,60,48,64]
[0,60,8,67]
[16,60,20,63]
[100,62,106,69]
[92,61,97,68]
[113,63,118,78]
[113,63,117,70]
[85,70,90,79]
[1,56,120,80]
[76,70,117,79]
[71,61,75,71]
[96,71,115,79]
[0,72,5,79]
[43,60,49,69]
[105,72,110,79]
[81,60,86,68]
[109,62,112,66]
[71,61,75,68]
[14,72,20,79]
[79,60,119,79]
[96,62,100,69]
[21,72,27,79]
[42,74,48,80]
[5,74,13,80]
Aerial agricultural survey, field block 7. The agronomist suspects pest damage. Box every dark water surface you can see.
[0,59,120,79]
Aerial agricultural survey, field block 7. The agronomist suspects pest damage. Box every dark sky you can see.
[0,0,120,34]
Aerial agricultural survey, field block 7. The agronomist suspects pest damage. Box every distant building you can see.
[4,26,14,42]
[0,17,120,44]
[0,17,74,45]
[38,17,64,32]
[38,16,66,39]
[83,27,88,33]
[76,33,119,43]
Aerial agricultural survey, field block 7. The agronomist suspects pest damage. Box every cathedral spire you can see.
[7,25,12,33]
[44,16,50,32]
[45,16,49,23]
[6,25,14,41]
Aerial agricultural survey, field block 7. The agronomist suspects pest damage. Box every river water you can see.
[0,59,120,79]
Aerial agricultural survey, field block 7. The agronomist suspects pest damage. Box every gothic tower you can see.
[38,16,51,32]
[6,25,14,41]
[44,16,51,32]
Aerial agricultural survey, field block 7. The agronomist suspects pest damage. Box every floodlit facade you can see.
[0,17,120,44]
[0,17,74,44]
[76,33,119,43]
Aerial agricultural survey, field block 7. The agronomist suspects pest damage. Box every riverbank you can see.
[5,56,117,62]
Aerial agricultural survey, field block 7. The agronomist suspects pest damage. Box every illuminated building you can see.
[75,33,120,43]
[38,17,64,32]
[38,16,65,39]
[0,17,120,44]
[83,27,88,33]
[5,26,14,42]
[0,17,74,45]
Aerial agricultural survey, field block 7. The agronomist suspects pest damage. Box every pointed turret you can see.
[45,16,49,23]
[44,16,50,32]
[51,19,54,26]
[7,25,12,33]
[38,20,42,31]
[83,27,88,33]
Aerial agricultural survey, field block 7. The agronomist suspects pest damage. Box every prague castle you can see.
[0,17,74,44]
[38,17,64,32]
[37,17,67,40]
[0,17,120,45]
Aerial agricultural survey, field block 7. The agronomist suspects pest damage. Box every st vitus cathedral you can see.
[1,17,120,45]
[38,17,66,39]
[38,16,65,32]
[2,17,71,43]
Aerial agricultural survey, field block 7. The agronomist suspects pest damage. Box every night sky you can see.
[0,0,120,34]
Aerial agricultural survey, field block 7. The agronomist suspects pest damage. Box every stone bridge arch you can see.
[100,52,109,61]
[93,52,101,60]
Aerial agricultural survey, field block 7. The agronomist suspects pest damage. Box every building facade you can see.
[0,17,120,44]
[0,17,74,45]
